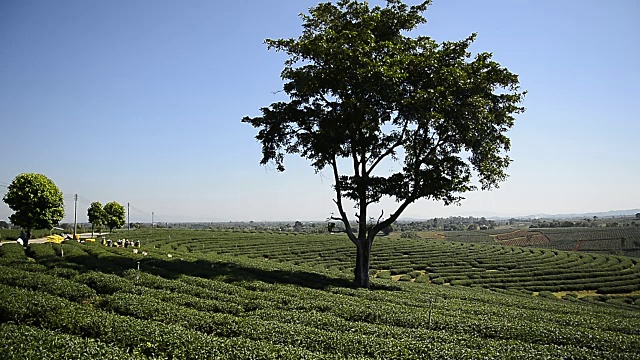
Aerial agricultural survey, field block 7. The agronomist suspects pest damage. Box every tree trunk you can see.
[354,239,371,288]
[91,224,94,237]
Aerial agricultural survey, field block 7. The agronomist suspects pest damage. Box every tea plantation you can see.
[1,229,639,359]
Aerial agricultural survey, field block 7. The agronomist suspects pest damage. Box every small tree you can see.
[2,173,65,246]
[103,202,125,233]
[243,0,525,288]
[87,201,106,236]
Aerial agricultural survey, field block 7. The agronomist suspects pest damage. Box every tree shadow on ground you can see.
[27,244,401,292]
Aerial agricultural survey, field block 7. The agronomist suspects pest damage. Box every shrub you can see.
[74,271,134,295]
[0,243,27,263]
[537,291,557,299]
[0,323,145,359]
[0,266,96,302]
[46,267,79,279]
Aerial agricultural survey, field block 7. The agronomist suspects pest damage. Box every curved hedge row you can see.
[130,229,640,297]
[1,234,639,358]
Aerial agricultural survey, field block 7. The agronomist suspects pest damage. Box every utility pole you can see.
[127,202,130,232]
[152,212,154,228]
[73,194,78,238]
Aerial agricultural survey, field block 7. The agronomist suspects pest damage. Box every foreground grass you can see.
[0,231,639,359]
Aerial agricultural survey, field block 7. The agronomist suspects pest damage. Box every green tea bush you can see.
[0,285,329,359]
[0,243,27,263]
[0,323,145,360]
[46,267,79,279]
[74,271,133,295]
[0,266,96,302]
[27,243,58,260]
[390,267,414,275]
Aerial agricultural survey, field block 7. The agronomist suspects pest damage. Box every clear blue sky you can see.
[1,0,638,223]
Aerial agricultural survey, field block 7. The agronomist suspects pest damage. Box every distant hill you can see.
[399,209,640,221]
[518,209,640,220]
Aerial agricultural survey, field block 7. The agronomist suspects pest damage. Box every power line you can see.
[77,200,93,207]
[129,205,150,215]
[78,195,95,204]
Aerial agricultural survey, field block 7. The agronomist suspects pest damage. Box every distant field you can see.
[1,230,639,358]
[0,229,53,241]
[396,227,640,258]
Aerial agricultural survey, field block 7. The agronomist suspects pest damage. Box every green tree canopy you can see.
[242,0,525,288]
[2,173,65,246]
[103,202,125,233]
[87,201,106,235]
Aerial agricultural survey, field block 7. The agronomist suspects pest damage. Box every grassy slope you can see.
[0,230,639,359]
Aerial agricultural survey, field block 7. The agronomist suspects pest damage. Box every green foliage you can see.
[0,243,28,263]
[0,229,52,241]
[2,173,64,237]
[103,201,125,232]
[87,201,106,232]
[242,0,525,288]
[0,323,145,360]
[0,265,96,302]
[1,230,640,358]
[75,271,133,295]
[400,231,420,239]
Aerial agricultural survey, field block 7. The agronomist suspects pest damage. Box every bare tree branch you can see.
[370,197,414,240]
[376,209,384,226]
[331,157,357,244]
[367,121,409,176]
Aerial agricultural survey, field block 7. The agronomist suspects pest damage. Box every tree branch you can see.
[366,120,409,176]
[411,131,453,186]
[331,157,357,245]
[370,197,414,240]
[376,209,384,226]
[351,146,360,178]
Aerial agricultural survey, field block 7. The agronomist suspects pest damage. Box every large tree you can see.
[2,173,65,246]
[242,0,525,288]
[87,201,106,236]
[103,201,125,233]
